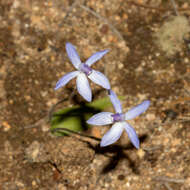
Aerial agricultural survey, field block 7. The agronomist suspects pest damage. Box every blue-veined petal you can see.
[54,71,79,90]
[88,70,110,89]
[87,112,113,126]
[123,122,139,149]
[100,122,124,147]
[85,50,109,67]
[125,100,150,120]
[108,90,122,113]
[66,42,81,69]
[76,73,92,102]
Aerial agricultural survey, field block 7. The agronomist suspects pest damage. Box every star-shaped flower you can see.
[87,90,150,148]
[55,42,110,102]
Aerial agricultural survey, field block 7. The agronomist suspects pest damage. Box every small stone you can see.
[122,13,128,19]
[137,149,145,159]
[115,15,120,21]
[185,177,190,187]
[172,138,181,146]
[146,113,156,121]
[25,141,40,161]
[57,184,67,190]
[28,107,32,113]
[40,91,47,97]
[163,138,169,145]
[24,95,31,101]
[155,52,160,57]
[2,121,11,131]
[91,126,101,138]
[184,58,189,63]
[137,94,147,101]
[25,141,48,163]
[118,63,124,69]
[32,180,37,186]
[41,124,49,132]
[12,0,20,8]
[46,98,58,107]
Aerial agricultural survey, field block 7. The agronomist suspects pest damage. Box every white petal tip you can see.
[104,83,111,90]
[100,138,115,147]
[135,143,140,149]
[100,141,108,147]
[85,97,92,102]
[81,93,92,102]
[144,100,151,106]
[131,137,140,149]
[66,42,72,46]
[54,84,62,90]
[54,83,63,90]
[100,137,111,147]
[103,49,109,54]
[86,118,94,125]
[86,119,91,124]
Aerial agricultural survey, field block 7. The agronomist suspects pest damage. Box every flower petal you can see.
[85,50,109,67]
[100,122,124,147]
[66,42,81,69]
[54,71,79,90]
[88,70,110,89]
[123,122,140,149]
[76,73,92,102]
[87,112,113,126]
[125,100,150,120]
[108,90,122,113]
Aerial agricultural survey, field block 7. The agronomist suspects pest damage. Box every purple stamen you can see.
[111,113,124,122]
[79,63,92,75]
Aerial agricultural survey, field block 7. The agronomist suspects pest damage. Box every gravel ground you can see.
[0,0,190,189]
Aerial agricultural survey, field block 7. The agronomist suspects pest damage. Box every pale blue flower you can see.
[87,90,150,148]
[55,42,110,102]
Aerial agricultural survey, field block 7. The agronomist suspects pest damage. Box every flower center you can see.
[111,113,124,122]
[79,63,92,75]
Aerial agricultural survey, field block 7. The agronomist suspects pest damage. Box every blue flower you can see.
[87,90,150,148]
[55,43,110,102]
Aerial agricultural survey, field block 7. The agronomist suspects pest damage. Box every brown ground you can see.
[1,0,190,189]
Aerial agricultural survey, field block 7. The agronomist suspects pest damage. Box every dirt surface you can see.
[1,0,190,189]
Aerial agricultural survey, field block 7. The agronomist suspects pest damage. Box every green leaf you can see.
[50,96,125,135]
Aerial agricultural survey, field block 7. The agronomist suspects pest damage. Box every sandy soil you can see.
[0,0,190,189]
